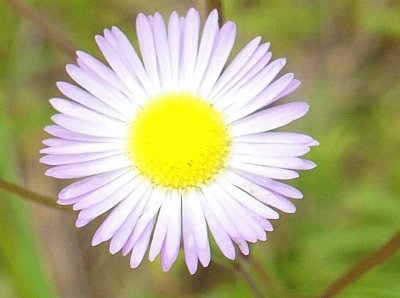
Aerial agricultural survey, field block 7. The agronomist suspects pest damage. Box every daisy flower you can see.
[40,8,318,274]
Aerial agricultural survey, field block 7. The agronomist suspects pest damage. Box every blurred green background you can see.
[0,0,399,297]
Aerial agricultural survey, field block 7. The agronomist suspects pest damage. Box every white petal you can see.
[66,64,134,114]
[230,163,299,180]
[192,9,219,92]
[128,188,166,246]
[232,142,311,157]
[44,125,120,143]
[210,43,271,103]
[237,170,303,199]
[210,36,261,98]
[180,8,200,90]
[76,51,130,95]
[231,102,310,136]
[46,154,131,179]
[72,170,136,209]
[130,218,156,268]
[83,177,143,234]
[218,175,279,219]
[110,26,154,95]
[136,14,160,89]
[40,151,121,165]
[217,58,287,111]
[96,33,147,106]
[231,154,304,169]
[58,168,129,200]
[189,190,211,267]
[201,185,240,239]
[90,177,148,239]
[56,82,127,121]
[225,171,296,213]
[225,73,294,122]
[182,191,198,274]
[50,98,127,126]
[209,183,259,242]
[198,21,236,99]
[110,186,151,254]
[151,13,171,91]
[167,12,181,90]
[50,114,128,138]
[161,190,182,271]
[149,192,171,261]
[41,139,124,155]
[235,132,314,144]
[198,190,235,260]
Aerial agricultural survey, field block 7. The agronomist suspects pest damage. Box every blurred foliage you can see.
[0,0,399,297]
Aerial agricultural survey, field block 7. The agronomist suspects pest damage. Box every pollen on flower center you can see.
[128,93,230,189]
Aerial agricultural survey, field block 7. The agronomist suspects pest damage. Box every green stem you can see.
[5,0,76,59]
[245,255,290,297]
[320,231,400,297]
[234,257,266,298]
[0,178,72,213]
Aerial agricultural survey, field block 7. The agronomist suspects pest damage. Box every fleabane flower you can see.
[40,8,318,274]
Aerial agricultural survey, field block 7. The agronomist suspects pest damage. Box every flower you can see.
[40,8,318,274]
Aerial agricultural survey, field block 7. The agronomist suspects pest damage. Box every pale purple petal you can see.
[58,168,129,201]
[210,43,271,103]
[130,218,156,268]
[149,192,171,261]
[110,26,154,94]
[167,12,181,90]
[72,170,136,210]
[180,8,200,90]
[237,170,304,199]
[51,114,128,138]
[225,171,297,213]
[229,163,299,180]
[151,13,171,91]
[210,36,262,98]
[232,142,311,157]
[217,58,287,111]
[161,190,181,271]
[182,192,198,274]
[110,186,151,254]
[90,177,149,245]
[136,14,160,89]
[40,139,124,155]
[231,102,310,136]
[192,9,219,92]
[198,21,236,99]
[44,125,120,143]
[56,82,127,121]
[40,151,122,166]
[225,73,295,122]
[198,190,235,260]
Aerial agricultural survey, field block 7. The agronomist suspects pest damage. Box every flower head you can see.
[41,8,318,274]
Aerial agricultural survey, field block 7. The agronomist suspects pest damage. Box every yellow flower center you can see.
[128,93,230,189]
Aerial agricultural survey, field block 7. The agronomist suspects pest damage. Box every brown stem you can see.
[206,0,224,25]
[321,231,400,297]
[5,0,76,59]
[0,178,72,213]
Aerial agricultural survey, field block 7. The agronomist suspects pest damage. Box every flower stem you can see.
[0,178,72,213]
[245,255,290,297]
[321,231,400,297]
[234,257,266,298]
[5,0,76,59]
